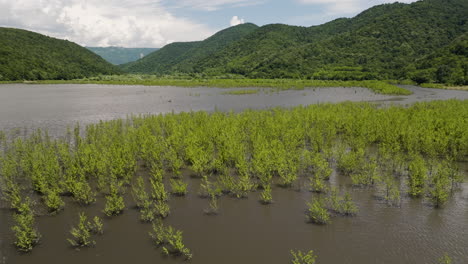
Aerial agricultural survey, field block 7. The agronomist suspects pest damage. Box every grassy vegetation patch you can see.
[31,75,412,95]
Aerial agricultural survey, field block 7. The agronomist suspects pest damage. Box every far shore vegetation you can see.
[1,74,416,95]
[1,75,466,94]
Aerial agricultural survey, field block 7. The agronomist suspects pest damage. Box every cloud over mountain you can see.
[0,0,215,47]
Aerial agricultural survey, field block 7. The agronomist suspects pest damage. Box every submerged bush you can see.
[11,198,41,252]
[408,155,427,197]
[132,176,149,208]
[155,201,170,218]
[307,197,330,225]
[150,176,168,201]
[170,179,188,196]
[67,212,104,247]
[259,184,273,204]
[290,249,317,264]
[149,220,192,260]
[103,183,125,216]
[43,189,65,214]
[428,163,451,208]
[204,194,219,215]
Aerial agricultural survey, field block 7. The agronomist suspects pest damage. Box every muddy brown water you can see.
[0,84,467,263]
[0,84,467,135]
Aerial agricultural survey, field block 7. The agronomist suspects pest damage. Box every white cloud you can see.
[230,16,245,26]
[168,0,265,11]
[0,0,216,47]
[297,0,417,15]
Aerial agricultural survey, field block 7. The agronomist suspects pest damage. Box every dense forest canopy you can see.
[0,28,120,81]
[122,0,468,85]
[120,23,259,74]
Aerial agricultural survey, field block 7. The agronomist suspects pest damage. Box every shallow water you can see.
[0,84,467,264]
[1,173,467,264]
[0,84,467,135]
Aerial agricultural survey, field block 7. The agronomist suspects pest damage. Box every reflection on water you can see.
[0,84,467,264]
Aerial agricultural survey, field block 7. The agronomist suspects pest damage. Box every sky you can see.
[0,0,417,48]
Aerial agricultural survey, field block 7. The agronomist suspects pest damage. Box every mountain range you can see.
[122,0,468,85]
[120,23,259,73]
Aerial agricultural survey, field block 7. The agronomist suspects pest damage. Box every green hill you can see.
[0,28,120,81]
[121,0,467,85]
[86,47,159,65]
[121,23,259,74]
[410,33,468,85]
[200,0,467,82]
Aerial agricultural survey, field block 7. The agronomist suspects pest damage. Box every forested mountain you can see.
[121,23,259,73]
[122,0,468,84]
[411,33,467,84]
[0,28,120,81]
[86,47,159,65]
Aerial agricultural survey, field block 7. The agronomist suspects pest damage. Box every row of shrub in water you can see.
[0,100,466,256]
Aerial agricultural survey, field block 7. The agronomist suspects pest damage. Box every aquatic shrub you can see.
[216,172,235,194]
[259,184,273,204]
[170,179,188,196]
[290,249,317,264]
[71,180,96,205]
[309,175,327,193]
[204,194,219,215]
[149,220,192,260]
[407,155,427,197]
[11,198,41,252]
[340,192,358,215]
[164,148,183,178]
[155,201,170,218]
[67,212,103,247]
[43,189,65,214]
[103,183,125,216]
[326,187,341,212]
[278,170,297,188]
[337,148,365,176]
[326,188,358,215]
[90,216,104,235]
[132,176,149,208]
[2,181,23,211]
[428,163,451,208]
[198,175,221,198]
[232,174,256,198]
[350,158,379,186]
[379,173,401,207]
[438,253,452,264]
[310,153,332,181]
[187,146,212,178]
[139,199,156,222]
[444,160,463,193]
[107,143,136,185]
[307,197,330,225]
[150,176,168,201]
